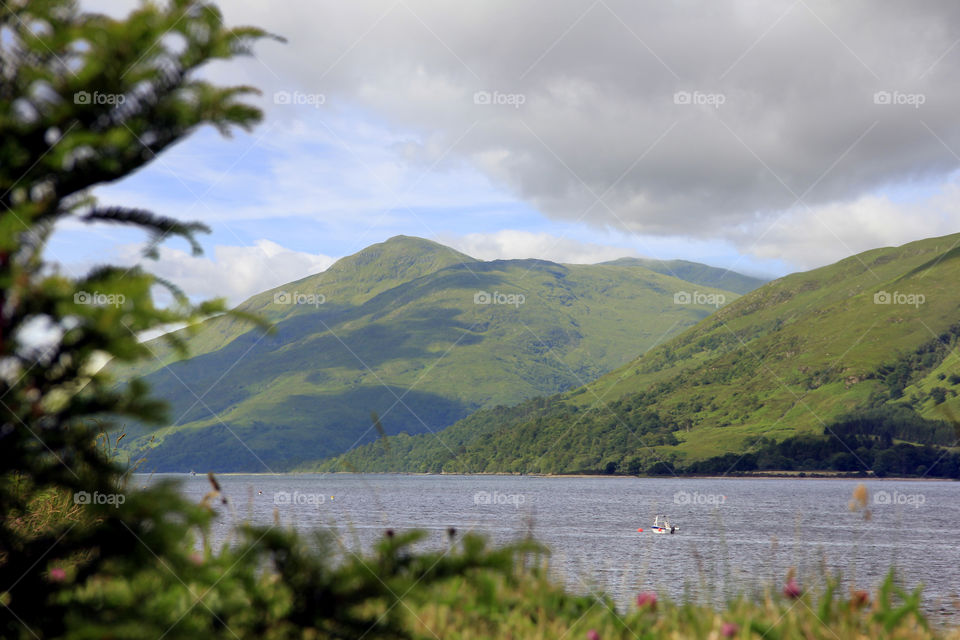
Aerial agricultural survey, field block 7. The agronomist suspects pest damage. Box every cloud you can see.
[737,176,960,269]
[88,115,521,246]
[442,230,638,264]
[214,0,960,260]
[116,240,336,306]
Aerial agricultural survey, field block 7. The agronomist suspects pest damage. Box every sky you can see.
[50,0,960,305]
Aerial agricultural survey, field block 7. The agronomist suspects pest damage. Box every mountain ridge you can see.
[116,236,762,471]
[599,257,766,294]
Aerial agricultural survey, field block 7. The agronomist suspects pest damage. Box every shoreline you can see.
[143,471,954,481]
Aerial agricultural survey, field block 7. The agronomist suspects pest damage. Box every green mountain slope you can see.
[120,236,754,472]
[320,233,960,476]
[118,236,475,378]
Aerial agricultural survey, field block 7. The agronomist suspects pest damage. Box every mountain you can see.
[599,258,766,295]
[117,236,758,471]
[319,233,960,476]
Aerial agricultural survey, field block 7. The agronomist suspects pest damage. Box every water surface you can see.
[148,474,960,620]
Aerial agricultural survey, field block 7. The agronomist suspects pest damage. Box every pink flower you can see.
[49,567,66,582]
[636,591,657,609]
[783,577,801,599]
[189,553,204,566]
[586,630,601,640]
[721,622,739,637]
[851,590,870,608]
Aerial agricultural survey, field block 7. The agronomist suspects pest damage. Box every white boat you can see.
[651,515,678,534]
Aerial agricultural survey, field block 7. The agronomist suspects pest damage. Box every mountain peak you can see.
[331,235,473,273]
[380,234,450,249]
[310,235,475,299]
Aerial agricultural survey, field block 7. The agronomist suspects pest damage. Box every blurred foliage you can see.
[405,569,951,640]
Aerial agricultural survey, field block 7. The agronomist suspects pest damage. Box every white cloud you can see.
[442,230,638,264]
[117,240,337,307]
[91,116,518,231]
[739,177,960,269]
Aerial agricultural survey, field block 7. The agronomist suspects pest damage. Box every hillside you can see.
[319,233,960,476]
[117,236,756,471]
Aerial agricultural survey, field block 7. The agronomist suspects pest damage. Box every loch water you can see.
[150,474,960,621]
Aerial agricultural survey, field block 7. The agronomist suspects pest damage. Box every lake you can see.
[148,474,960,621]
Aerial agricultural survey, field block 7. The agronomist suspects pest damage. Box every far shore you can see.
[142,471,954,481]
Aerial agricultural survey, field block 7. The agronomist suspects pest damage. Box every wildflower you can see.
[49,567,66,582]
[636,591,657,609]
[783,577,801,599]
[189,553,204,566]
[851,590,870,608]
[586,630,601,640]
[721,622,739,637]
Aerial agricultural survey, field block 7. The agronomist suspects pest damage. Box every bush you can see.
[930,387,948,405]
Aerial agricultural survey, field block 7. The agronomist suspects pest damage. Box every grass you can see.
[4,483,87,540]
[404,570,955,640]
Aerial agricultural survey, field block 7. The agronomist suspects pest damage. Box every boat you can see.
[651,515,678,534]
